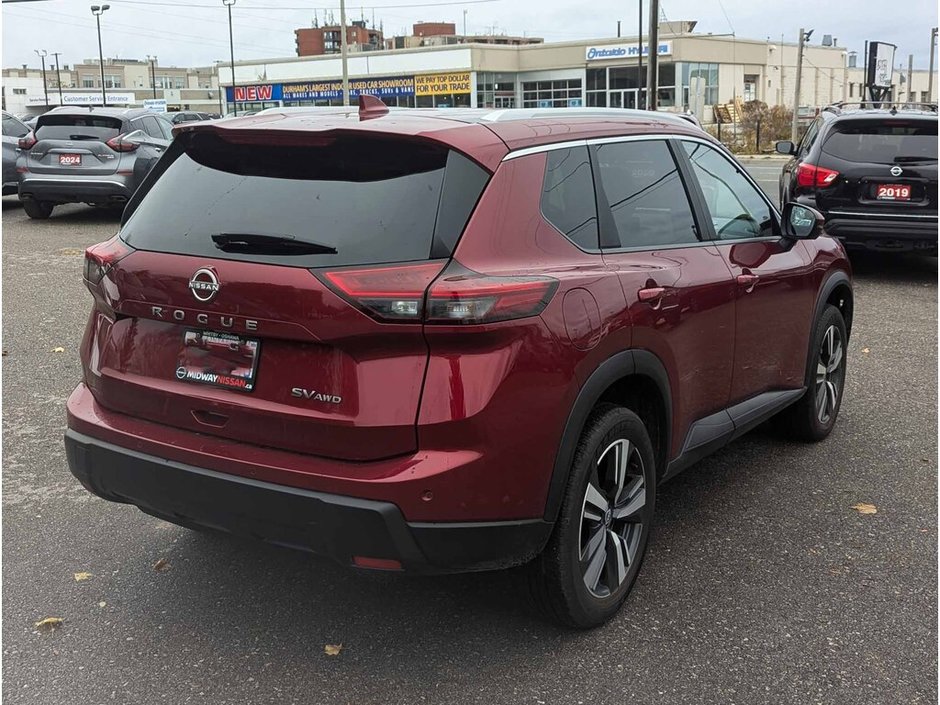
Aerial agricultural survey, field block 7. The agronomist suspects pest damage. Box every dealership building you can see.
[219,20,938,122]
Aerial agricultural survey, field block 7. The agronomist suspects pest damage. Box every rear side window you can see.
[822,120,938,163]
[35,114,122,141]
[2,115,29,137]
[120,132,490,268]
[593,140,699,249]
[540,147,599,250]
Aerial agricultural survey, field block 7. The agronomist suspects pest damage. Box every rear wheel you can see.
[22,200,54,220]
[529,404,656,628]
[782,304,847,441]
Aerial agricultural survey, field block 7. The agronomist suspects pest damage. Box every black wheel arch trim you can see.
[814,269,853,339]
[543,349,672,522]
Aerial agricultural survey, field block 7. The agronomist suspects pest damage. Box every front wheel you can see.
[22,200,54,220]
[528,404,656,628]
[782,304,848,441]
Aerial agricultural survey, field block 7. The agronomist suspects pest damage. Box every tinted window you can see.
[683,141,775,240]
[593,140,698,248]
[799,118,821,156]
[35,114,122,141]
[540,147,599,250]
[822,120,937,163]
[121,132,488,269]
[2,115,29,137]
[140,116,164,139]
[154,117,174,140]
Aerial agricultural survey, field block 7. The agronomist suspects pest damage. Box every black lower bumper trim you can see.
[825,217,938,252]
[64,430,552,574]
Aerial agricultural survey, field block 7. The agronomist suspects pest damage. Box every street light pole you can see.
[928,27,937,104]
[637,0,643,109]
[645,0,658,110]
[222,0,237,116]
[339,0,349,106]
[146,54,157,99]
[51,52,64,104]
[90,5,110,107]
[34,49,49,108]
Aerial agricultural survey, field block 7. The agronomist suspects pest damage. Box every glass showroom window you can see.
[521,79,583,108]
[586,68,606,106]
[681,62,719,108]
[477,72,517,108]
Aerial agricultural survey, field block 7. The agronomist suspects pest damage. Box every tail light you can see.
[318,261,558,325]
[106,134,139,152]
[84,236,134,286]
[796,163,839,188]
[18,132,36,150]
[425,264,558,324]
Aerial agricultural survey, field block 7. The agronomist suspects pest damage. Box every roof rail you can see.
[478,107,704,129]
[825,101,938,115]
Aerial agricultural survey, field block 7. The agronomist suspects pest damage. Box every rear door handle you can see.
[736,273,759,293]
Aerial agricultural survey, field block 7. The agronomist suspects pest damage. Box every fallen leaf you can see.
[98,601,107,608]
[2,350,8,357]
[52,347,65,353]
[153,558,171,572]
[861,348,870,354]
[851,502,877,515]
[324,644,343,656]
[34,617,64,631]
[73,572,92,582]
[57,247,85,256]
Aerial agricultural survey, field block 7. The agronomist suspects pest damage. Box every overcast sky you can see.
[2,0,937,72]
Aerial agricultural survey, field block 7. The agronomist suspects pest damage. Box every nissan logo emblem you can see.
[189,268,220,302]
[890,165,903,177]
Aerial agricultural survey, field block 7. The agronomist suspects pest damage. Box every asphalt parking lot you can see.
[2,157,937,705]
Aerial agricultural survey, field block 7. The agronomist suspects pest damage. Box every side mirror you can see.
[775,140,796,156]
[781,202,824,240]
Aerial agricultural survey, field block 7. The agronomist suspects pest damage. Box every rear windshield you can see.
[35,114,123,142]
[822,120,938,163]
[120,132,489,268]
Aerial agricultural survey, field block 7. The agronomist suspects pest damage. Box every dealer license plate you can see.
[175,330,260,393]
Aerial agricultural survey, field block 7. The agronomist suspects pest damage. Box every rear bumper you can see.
[65,386,552,574]
[824,213,938,252]
[18,175,132,204]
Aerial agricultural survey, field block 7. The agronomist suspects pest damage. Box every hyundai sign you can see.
[585,42,672,61]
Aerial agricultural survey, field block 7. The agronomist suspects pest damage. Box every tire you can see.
[22,200,54,220]
[528,403,656,628]
[781,304,847,442]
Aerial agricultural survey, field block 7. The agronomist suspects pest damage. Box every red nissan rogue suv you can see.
[66,99,853,627]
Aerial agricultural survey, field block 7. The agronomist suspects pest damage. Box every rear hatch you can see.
[814,116,937,215]
[29,113,125,175]
[85,128,490,461]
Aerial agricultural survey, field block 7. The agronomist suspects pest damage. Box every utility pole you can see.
[645,0,658,110]
[34,49,49,107]
[339,0,349,106]
[91,5,110,107]
[146,54,157,99]
[928,27,937,103]
[637,0,643,108]
[463,9,467,36]
[51,52,64,104]
[222,0,236,115]
[617,20,620,38]
[791,28,808,142]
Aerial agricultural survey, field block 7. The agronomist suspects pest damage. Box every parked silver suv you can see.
[16,107,172,219]
[2,111,31,195]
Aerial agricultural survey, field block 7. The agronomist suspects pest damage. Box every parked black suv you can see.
[777,103,937,255]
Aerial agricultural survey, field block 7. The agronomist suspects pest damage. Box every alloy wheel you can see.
[815,324,844,425]
[579,438,647,598]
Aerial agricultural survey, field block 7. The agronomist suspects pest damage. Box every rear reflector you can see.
[352,556,403,571]
[796,162,840,188]
[317,261,558,325]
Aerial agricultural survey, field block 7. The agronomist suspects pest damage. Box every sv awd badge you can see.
[291,387,343,404]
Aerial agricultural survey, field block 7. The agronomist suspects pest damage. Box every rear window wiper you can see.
[68,134,102,141]
[211,233,337,256]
